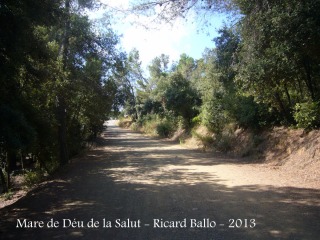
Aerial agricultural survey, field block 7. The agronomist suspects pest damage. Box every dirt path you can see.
[1,120,319,239]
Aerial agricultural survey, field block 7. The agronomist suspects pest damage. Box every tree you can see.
[130,54,171,116]
[52,0,126,164]
[214,25,240,92]
[148,54,170,87]
[164,72,200,124]
[176,53,196,81]
[191,49,227,133]
[0,106,36,192]
[0,0,64,191]
[110,51,138,119]
[0,0,125,192]
[55,0,96,165]
[236,0,320,124]
[124,0,236,24]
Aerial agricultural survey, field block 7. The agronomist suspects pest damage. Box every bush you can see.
[225,95,272,130]
[191,115,201,126]
[216,134,233,152]
[24,169,46,187]
[140,114,159,135]
[142,99,164,115]
[1,190,14,200]
[42,159,60,175]
[164,72,200,124]
[294,101,320,129]
[156,121,173,137]
[130,122,140,131]
[200,99,228,135]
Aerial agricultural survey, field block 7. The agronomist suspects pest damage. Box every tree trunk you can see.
[302,58,315,100]
[297,77,304,101]
[5,152,10,191]
[0,166,7,193]
[284,83,292,107]
[20,153,24,171]
[275,92,291,123]
[57,0,71,166]
[57,96,69,165]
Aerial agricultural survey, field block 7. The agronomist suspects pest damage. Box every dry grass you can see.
[117,117,132,128]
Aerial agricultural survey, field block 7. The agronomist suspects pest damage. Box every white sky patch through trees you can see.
[93,0,225,69]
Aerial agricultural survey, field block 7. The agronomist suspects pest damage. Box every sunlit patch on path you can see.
[0,120,319,239]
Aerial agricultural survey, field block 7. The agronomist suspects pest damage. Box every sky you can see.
[90,0,227,69]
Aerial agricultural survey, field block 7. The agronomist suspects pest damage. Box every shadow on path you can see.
[0,121,319,239]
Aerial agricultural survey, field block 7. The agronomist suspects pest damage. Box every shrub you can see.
[130,122,140,131]
[24,169,46,187]
[200,99,228,135]
[2,190,14,200]
[140,114,159,135]
[216,134,233,152]
[191,128,214,151]
[294,101,320,129]
[191,115,201,126]
[225,95,272,130]
[156,121,173,138]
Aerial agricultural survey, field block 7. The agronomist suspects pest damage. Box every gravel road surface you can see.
[0,120,319,239]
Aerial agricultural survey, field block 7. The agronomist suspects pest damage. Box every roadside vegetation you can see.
[0,0,130,194]
[119,0,320,157]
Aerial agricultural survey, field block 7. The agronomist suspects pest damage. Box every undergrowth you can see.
[24,169,47,187]
[118,114,265,158]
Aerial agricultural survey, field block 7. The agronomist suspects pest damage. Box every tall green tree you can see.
[55,0,96,165]
[176,53,196,81]
[191,49,228,133]
[0,0,63,191]
[164,72,200,125]
[236,0,320,124]
[0,0,125,192]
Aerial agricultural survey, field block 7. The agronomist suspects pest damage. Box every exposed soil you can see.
[0,175,28,209]
[0,120,319,239]
[183,125,320,189]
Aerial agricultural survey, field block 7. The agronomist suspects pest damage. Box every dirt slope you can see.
[0,120,319,239]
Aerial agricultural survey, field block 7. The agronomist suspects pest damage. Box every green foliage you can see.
[118,117,133,128]
[294,101,320,129]
[200,98,228,135]
[215,133,233,152]
[164,72,200,125]
[0,0,126,191]
[24,169,46,187]
[140,115,159,136]
[2,190,14,201]
[130,122,140,132]
[141,99,164,115]
[176,53,196,80]
[148,54,170,80]
[225,95,272,129]
[0,105,36,150]
[132,113,177,138]
[191,130,214,145]
[236,0,320,122]
[191,115,201,126]
[156,121,173,138]
[214,25,240,92]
